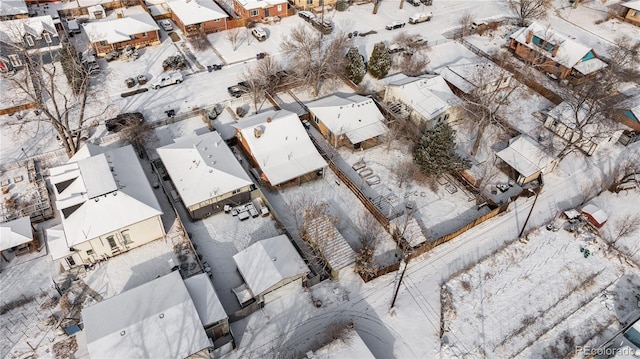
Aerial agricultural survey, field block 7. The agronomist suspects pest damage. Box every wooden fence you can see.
[228,300,264,322]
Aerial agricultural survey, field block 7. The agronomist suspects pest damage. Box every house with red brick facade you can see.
[508,22,607,82]
[233,0,287,23]
[83,6,160,57]
[621,1,640,26]
[167,0,229,36]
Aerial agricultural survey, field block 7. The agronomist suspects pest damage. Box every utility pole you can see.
[519,188,540,238]
[373,0,380,14]
[399,0,404,9]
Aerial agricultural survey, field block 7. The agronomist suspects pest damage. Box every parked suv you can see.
[298,11,315,22]
[149,72,183,89]
[227,81,249,98]
[311,18,333,34]
[251,28,267,41]
[105,112,144,132]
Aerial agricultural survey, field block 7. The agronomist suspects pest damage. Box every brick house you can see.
[83,6,160,57]
[509,22,607,81]
[167,0,229,36]
[621,1,640,26]
[290,0,336,11]
[0,0,28,20]
[0,15,60,72]
[233,0,287,23]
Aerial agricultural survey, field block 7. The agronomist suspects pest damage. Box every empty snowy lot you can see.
[440,216,640,358]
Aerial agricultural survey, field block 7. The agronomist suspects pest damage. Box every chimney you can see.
[116,10,123,18]
[551,44,559,57]
[266,117,272,123]
[254,126,263,138]
[525,30,533,44]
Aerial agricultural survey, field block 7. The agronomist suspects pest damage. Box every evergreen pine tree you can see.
[413,123,470,177]
[345,47,366,84]
[368,42,391,79]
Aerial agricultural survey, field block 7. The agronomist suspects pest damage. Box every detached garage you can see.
[581,204,608,228]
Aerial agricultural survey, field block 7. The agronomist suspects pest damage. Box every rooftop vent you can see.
[254,126,263,138]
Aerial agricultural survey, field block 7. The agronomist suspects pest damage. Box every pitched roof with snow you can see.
[0,216,32,251]
[232,110,327,186]
[45,225,72,260]
[157,131,253,208]
[183,273,228,327]
[83,6,159,44]
[167,0,228,26]
[82,271,210,358]
[435,59,511,94]
[0,15,57,44]
[496,135,554,178]
[233,235,309,297]
[622,1,640,10]
[385,73,461,119]
[236,0,287,10]
[306,94,389,145]
[0,0,27,17]
[49,145,162,247]
[305,215,355,271]
[510,22,607,73]
[581,204,608,224]
[312,329,376,359]
[617,94,640,121]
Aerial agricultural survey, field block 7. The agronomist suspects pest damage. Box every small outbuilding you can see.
[495,135,556,185]
[0,216,36,261]
[303,214,356,280]
[581,204,608,228]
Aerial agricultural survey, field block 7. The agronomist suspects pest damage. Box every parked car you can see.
[386,21,406,30]
[410,36,427,47]
[388,44,404,54]
[125,77,136,88]
[227,81,249,98]
[159,19,173,31]
[298,11,315,21]
[106,112,144,132]
[252,28,267,41]
[149,72,183,89]
[311,18,333,34]
[406,0,421,6]
[105,51,119,62]
[82,56,100,74]
[137,74,147,84]
[409,12,432,24]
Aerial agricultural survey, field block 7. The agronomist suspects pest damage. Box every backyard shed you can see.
[304,215,356,280]
[581,204,608,228]
[0,216,36,261]
[495,135,556,185]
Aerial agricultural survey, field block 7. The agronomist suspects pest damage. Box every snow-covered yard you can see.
[441,189,640,359]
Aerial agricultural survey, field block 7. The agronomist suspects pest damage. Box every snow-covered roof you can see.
[616,94,640,120]
[83,6,159,44]
[0,216,32,251]
[45,225,71,260]
[232,110,327,186]
[581,204,608,224]
[233,235,309,297]
[0,15,57,44]
[510,22,606,72]
[435,59,509,94]
[390,215,427,247]
[82,271,210,359]
[384,73,461,119]
[622,1,640,11]
[310,329,375,359]
[49,145,163,247]
[496,135,554,178]
[157,131,253,208]
[183,273,228,327]
[306,94,388,145]
[0,0,27,17]
[167,0,227,26]
[305,215,356,271]
[236,0,287,10]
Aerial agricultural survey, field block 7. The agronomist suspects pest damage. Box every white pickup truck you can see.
[149,72,183,89]
[409,12,432,24]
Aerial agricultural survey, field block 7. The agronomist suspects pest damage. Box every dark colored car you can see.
[311,18,333,34]
[227,81,249,98]
[106,112,144,132]
[407,0,421,6]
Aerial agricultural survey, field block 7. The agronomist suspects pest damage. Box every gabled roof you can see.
[305,215,355,271]
[385,73,461,118]
[45,225,71,260]
[233,235,308,297]
[435,59,510,94]
[581,204,608,224]
[83,6,159,44]
[0,216,32,251]
[49,145,162,247]
[496,135,554,178]
[0,0,27,17]
[167,0,228,26]
[232,110,327,186]
[622,1,640,11]
[306,94,388,145]
[0,15,57,44]
[82,271,210,358]
[510,22,607,73]
[236,0,287,10]
[616,94,640,121]
[157,131,253,208]
[183,273,228,327]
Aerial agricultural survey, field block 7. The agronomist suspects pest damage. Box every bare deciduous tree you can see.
[508,0,551,27]
[119,119,155,158]
[354,212,380,278]
[392,32,430,76]
[613,214,640,244]
[225,28,241,51]
[241,56,283,114]
[458,11,474,38]
[280,25,350,97]
[391,159,416,188]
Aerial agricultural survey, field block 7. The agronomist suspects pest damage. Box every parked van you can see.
[67,18,81,35]
[408,12,432,24]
